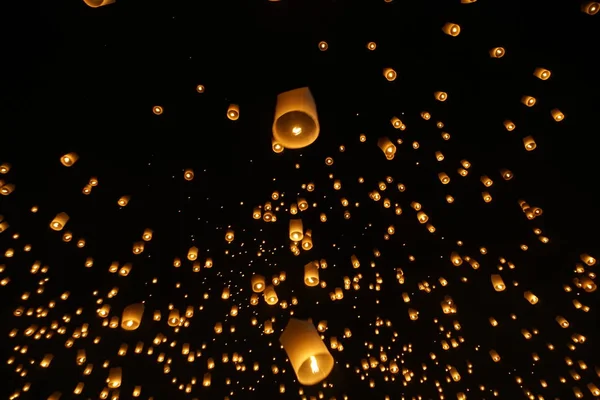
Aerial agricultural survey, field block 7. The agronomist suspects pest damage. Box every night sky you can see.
[2,0,600,399]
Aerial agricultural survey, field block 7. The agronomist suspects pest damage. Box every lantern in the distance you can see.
[83,0,115,7]
[272,87,320,149]
[279,318,334,386]
[121,303,145,331]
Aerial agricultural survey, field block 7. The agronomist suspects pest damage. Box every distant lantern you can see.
[187,246,199,261]
[184,169,194,181]
[251,275,265,293]
[60,153,79,167]
[503,120,516,131]
[272,137,284,153]
[304,261,320,287]
[50,212,69,231]
[489,47,505,58]
[366,42,377,50]
[196,84,205,93]
[523,136,537,151]
[279,318,335,386]
[383,68,397,81]
[107,367,122,388]
[442,23,461,36]
[83,0,115,7]
[264,285,278,305]
[377,137,396,158]
[289,219,304,241]
[533,68,551,80]
[227,104,240,120]
[121,303,144,331]
[521,95,536,107]
[434,91,448,101]
[272,87,320,149]
[168,309,180,326]
[491,274,506,291]
[582,1,600,14]
[551,109,565,121]
[152,105,163,115]
[318,41,328,51]
[118,195,130,206]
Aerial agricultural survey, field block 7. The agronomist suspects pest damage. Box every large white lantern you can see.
[272,87,320,149]
[279,318,334,385]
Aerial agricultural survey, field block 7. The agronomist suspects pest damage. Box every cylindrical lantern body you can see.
[251,275,265,293]
[107,367,122,388]
[304,262,319,286]
[279,318,334,386]
[84,0,116,7]
[50,212,70,231]
[289,219,304,241]
[273,87,320,149]
[121,303,145,330]
[264,285,278,305]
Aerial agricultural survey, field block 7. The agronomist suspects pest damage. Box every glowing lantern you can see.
[533,68,551,80]
[168,309,180,326]
[251,275,265,293]
[289,219,304,241]
[434,91,448,101]
[50,212,69,231]
[107,367,122,388]
[272,137,284,153]
[383,68,397,81]
[523,136,536,151]
[377,137,396,158]
[489,47,505,58]
[187,246,198,261]
[524,291,538,304]
[60,152,79,167]
[279,318,335,386]
[264,285,278,305]
[582,1,600,14]
[551,108,565,121]
[83,0,115,7]
[117,195,130,206]
[580,253,596,266]
[121,303,144,331]
[491,274,506,291]
[227,104,240,120]
[521,95,536,106]
[442,23,461,36]
[304,261,320,287]
[184,169,194,180]
[272,87,320,149]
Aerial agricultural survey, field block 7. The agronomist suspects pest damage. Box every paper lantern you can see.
[279,318,334,386]
[227,104,239,120]
[383,68,397,81]
[50,212,69,231]
[272,87,320,149]
[304,261,319,287]
[251,275,265,293]
[489,47,505,58]
[83,0,115,7]
[107,367,122,388]
[289,219,304,241]
[60,153,78,167]
[121,303,144,331]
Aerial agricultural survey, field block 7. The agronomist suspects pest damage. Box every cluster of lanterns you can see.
[1,1,599,400]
